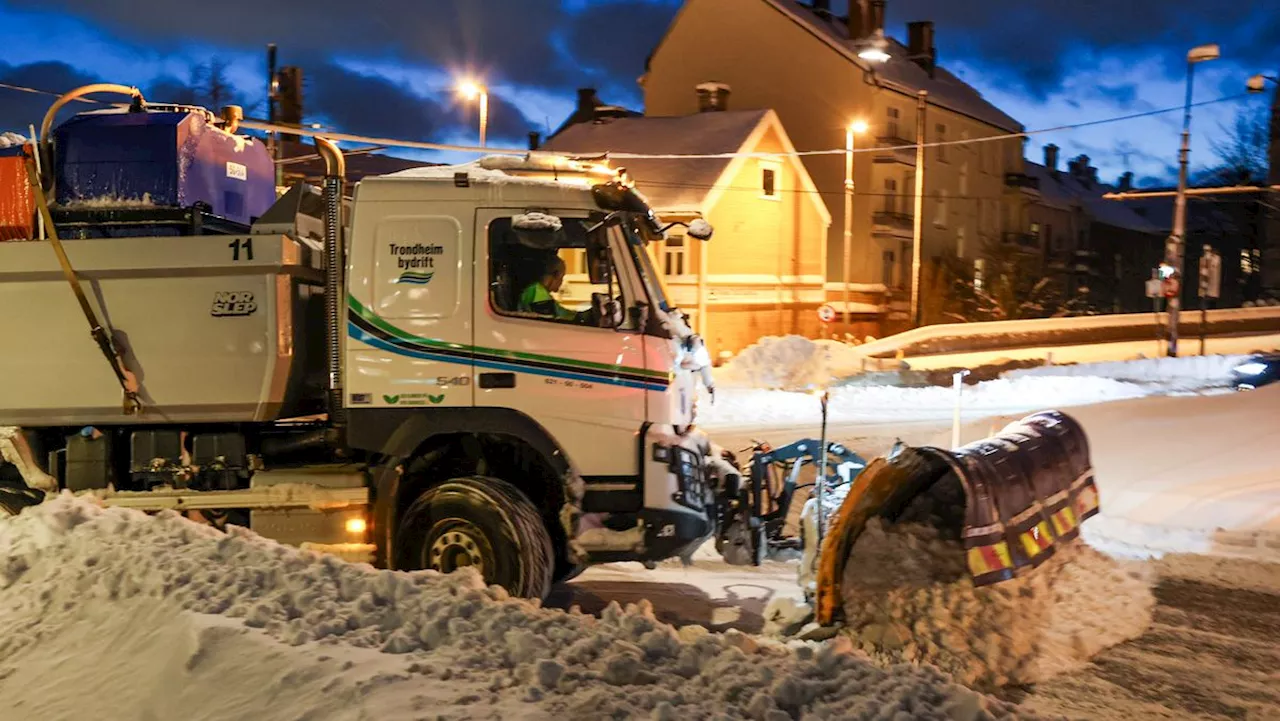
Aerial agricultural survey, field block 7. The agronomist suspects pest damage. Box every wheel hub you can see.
[428,526,487,576]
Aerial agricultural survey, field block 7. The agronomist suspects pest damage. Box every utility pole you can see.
[266,44,281,188]
[910,90,927,327]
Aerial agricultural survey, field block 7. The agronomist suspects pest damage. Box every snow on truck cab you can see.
[0,88,738,599]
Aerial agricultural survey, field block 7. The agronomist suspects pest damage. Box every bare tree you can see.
[1207,104,1269,184]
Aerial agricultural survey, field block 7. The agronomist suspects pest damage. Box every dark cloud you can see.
[6,0,576,89]
[871,0,1279,96]
[0,60,103,133]
[303,61,539,145]
[562,0,680,81]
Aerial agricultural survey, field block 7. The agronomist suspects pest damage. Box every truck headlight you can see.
[1233,361,1268,376]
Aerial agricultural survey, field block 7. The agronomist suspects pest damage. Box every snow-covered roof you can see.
[761,1,1024,133]
[377,155,610,189]
[1024,162,1162,234]
[540,109,776,212]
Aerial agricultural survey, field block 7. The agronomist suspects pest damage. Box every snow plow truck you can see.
[0,87,1100,605]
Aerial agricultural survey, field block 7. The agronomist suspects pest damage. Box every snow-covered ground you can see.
[0,496,1032,720]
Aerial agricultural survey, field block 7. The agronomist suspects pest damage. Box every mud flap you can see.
[815,410,1100,626]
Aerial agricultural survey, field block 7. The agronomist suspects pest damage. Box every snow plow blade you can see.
[814,410,1100,626]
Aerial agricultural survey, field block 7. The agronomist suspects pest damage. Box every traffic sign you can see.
[1144,278,1162,298]
[817,304,837,323]
[1163,276,1180,299]
[1199,248,1221,299]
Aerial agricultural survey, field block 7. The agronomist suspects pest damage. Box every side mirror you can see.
[592,293,623,329]
[512,212,567,250]
[687,218,714,241]
[586,237,612,285]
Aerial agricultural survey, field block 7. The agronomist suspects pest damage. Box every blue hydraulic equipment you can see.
[715,438,867,566]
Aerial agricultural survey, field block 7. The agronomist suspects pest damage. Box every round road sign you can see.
[818,304,837,323]
[1163,277,1180,298]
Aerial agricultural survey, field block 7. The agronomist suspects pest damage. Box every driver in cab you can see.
[519,255,622,327]
[519,256,589,323]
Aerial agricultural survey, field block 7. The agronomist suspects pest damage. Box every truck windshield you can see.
[623,217,672,312]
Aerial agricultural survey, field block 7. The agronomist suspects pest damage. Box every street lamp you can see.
[456,79,489,147]
[843,119,869,326]
[1164,43,1220,357]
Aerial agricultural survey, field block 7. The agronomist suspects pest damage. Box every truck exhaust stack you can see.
[314,137,346,427]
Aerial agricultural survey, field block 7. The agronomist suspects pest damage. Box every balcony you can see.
[1002,231,1041,249]
[872,211,915,238]
[873,136,917,166]
[1004,172,1041,197]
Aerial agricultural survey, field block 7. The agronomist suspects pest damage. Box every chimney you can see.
[696,81,731,112]
[869,0,886,35]
[576,88,598,116]
[907,21,937,76]
[847,0,867,39]
[1119,171,1133,191]
[1044,143,1059,171]
[528,132,541,151]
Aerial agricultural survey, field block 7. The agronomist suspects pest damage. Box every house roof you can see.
[754,0,1024,133]
[1024,161,1163,234]
[277,140,437,184]
[541,109,768,211]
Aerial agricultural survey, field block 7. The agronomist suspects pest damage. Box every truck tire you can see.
[0,482,43,518]
[396,476,555,599]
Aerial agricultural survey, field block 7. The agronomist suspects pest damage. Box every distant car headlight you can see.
[1233,361,1269,376]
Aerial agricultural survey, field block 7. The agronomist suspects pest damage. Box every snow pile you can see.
[0,131,27,149]
[1005,354,1248,391]
[715,335,866,390]
[0,496,1041,720]
[840,519,1154,691]
[700,375,1151,429]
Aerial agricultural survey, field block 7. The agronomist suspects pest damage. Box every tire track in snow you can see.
[1026,575,1280,720]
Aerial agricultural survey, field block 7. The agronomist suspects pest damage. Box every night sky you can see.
[1,0,1276,186]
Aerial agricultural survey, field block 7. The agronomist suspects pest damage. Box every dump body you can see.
[0,233,326,426]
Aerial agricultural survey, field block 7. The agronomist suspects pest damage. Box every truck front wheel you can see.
[396,476,554,599]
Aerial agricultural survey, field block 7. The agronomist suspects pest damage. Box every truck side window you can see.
[488,217,634,330]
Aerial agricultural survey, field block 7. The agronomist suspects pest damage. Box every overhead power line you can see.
[0,79,1252,161]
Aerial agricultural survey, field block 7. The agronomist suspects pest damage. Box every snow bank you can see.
[1005,354,1247,390]
[699,375,1151,430]
[715,335,866,391]
[0,496,1040,720]
[840,519,1154,691]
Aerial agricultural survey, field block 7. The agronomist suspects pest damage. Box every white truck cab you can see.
[340,157,729,592]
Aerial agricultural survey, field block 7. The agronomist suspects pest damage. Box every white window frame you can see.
[663,234,689,277]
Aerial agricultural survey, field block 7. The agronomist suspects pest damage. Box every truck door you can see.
[346,206,475,409]
[474,210,654,478]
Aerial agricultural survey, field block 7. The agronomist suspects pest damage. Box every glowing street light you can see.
[858,29,892,64]
[456,79,489,147]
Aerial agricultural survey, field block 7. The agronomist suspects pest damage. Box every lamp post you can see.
[843,120,868,326]
[457,80,489,147]
[911,90,928,327]
[1164,44,1220,357]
